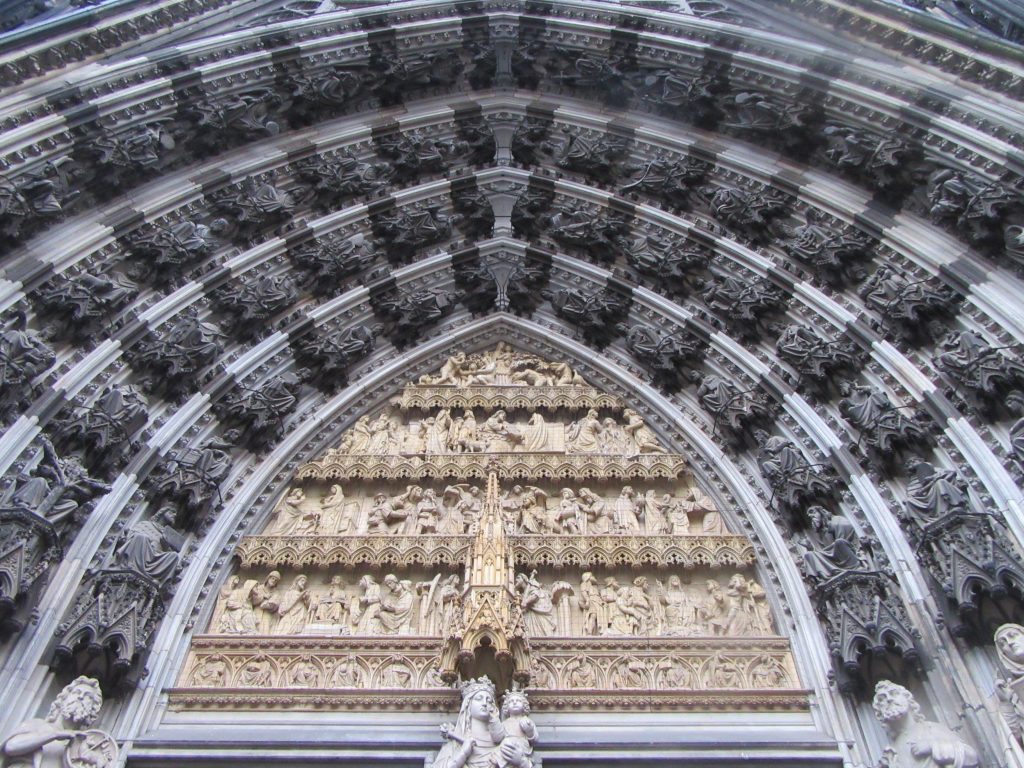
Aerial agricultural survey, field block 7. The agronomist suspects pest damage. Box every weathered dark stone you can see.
[211,274,299,341]
[128,311,226,402]
[372,206,456,263]
[696,372,773,448]
[147,439,232,531]
[0,313,55,422]
[292,323,379,392]
[623,323,707,392]
[372,287,452,350]
[294,153,391,207]
[214,373,301,452]
[288,232,377,297]
[122,219,220,288]
[838,385,932,472]
[701,275,787,342]
[781,217,876,288]
[859,267,961,346]
[34,271,137,344]
[50,385,148,475]
[545,286,630,350]
[775,324,864,394]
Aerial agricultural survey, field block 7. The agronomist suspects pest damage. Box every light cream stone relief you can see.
[177,346,801,712]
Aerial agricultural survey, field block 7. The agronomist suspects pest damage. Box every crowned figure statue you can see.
[431,678,538,768]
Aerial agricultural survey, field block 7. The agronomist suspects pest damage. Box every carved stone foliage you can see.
[451,189,495,238]
[701,185,790,244]
[623,323,707,392]
[545,286,629,350]
[0,507,60,640]
[371,206,455,263]
[935,330,1024,419]
[33,271,137,344]
[511,188,555,239]
[696,373,773,448]
[859,267,961,346]
[146,440,232,531]
[127,310,226,402]
[369,44,463,107]
[838,385,932,472]
[901,460,1024,640]
[372,287,452,350]
[925,168,1022,252]
[872,680,980,767]
[0,313,55,422]
[373,130,463,183]
[52,568,165,693]
[293,153,391,208]
[291,323,379,393]
[754,431,837,517]
[719,90,825,157]
[1,676,119,768]
[122,219,220,288]
[288,232,377,297]
[821,125,923,203]
[621,233,710,297]
[0,160,80,246]
[621,157,711,209]
[50,384,148,475]
[545,204,630,264]
[214,374,301,453]
[185,88,286,155]
[211,274,299,341]
[701,275,787,342]
[780,217,876,288]
[208,179,299,242]
[775,324,864,394]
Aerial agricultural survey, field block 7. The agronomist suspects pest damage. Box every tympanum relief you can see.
[172,347,802,713]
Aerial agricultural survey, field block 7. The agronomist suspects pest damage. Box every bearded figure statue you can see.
[1,676,118,768]
[871,681,979,768]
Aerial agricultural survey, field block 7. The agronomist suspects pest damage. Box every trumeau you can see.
[0,1,1022,767]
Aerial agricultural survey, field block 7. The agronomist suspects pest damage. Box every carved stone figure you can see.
[545,287,629,350]
[544,129,630,183]
[379,574,415,634]
[0,160,80,243]
[277,575,312,634]
[454,261,498,316]
[129,310,226,401]
[9,436,110,530]
[211,274,298,341]
[432,678,535,768]
[374,130,459,183]
[374,288,452,349]
[721,91,824,156]
[515,572,557,637]
[209,179,297,242]
[796,506,863,584]
[288,62,369,123]
[370,47,462,107]
[34,271,137,343]
[289,232,377,296]
[696,373,772,447]
[51,384,148,472]
[294,153,390,205]
[452,189,495,238]
[1,676,117,768]
[113,508,183,586]
[701,185,789,243]
[217,576,257,634]
[775,324,863,394]
[621,234,710,297]
[249,570,282,634]
[123,218,218,287]
[623,409,665,454]
[354,574,383,634]
[926,169,1020,249]
[215,373,301,452]
[935,330,1024,417]
[701,275,787,342]
[822,126,920,200]
[511,188,554,238]
[187,88,284,151]
[545,205,630,265]
[994,623,1024,746]
[292,323,378,392]
[146,439,232,530]
[871,680,979,767]
[624,323,706,392]
[781,216,875,287]
[505,258,551,316]
[86,120,178,190]
[621,157,710,209]
[839,385,931,470]
[0,312,55,421]
[754,430,837,515]
[859,267,960,346]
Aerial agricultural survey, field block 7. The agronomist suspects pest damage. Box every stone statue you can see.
[292,323,379,392]
[211,274,299,342]
[1,676,118,768]
[289,232,377,297]
[994,623,1024,746]
[35,271,137,344]
[871,680,979,768]
[0,312,55,420]
[996,623,1024,679]
[129,310,226,402]
[624,323,706,392]
[431,677,535,768]
[515,571,557,637]
[859,267,960,345]
[113,507,184,586]
[701,275,787,342]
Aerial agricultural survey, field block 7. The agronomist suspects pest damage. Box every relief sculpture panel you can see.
[171,346,804,713]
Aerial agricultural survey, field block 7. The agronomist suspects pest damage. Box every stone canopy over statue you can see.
[173,346,802,722]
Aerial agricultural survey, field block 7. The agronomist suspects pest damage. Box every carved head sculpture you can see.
[265,571,281,588]
[995,623,1024,677]
[292,575,307,591]
[383,574,399,590]
[668,575,682,589]
[872,681,921,731]
[459,676,497,722]
[581,572,594,585]
[47,676,103,727]
[621,486,634,498]
[561,489,574,500]
[501,688,530,718]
